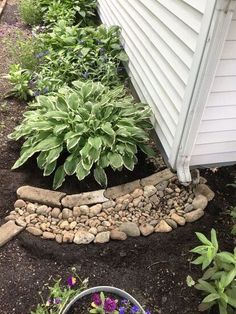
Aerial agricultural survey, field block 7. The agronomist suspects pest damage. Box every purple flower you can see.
[67,276,76,288]
[33,90,40,97]
[145,310,151,314]
[119,306,126,314]
[99,48,106,54]
[82,71,89,79]
[104,297,117,313]
[53,298,61,304]
[121,299,128,305]
[131,305,140,314]
[45,298,52,307]
[43,87,49,94]
[92,293,102,306]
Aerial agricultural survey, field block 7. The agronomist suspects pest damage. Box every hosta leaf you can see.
[98,154,109,168]
[12,147,38,169]
[80,142,92,158]
[81,157,93,171]
[28,121,54,132]
[88,137,102,150]
[101,134,114,147]
[43,160,57,176]
[139,144,156,157]
[117,51,129,62]
[94,167,107,187]
[55,96,68,112]
[108,152,123,169]
[53,165,66,190]
[64,155,79,175]
[37,95,55,110]
[123,153,135,171]
[101,122,115,137]
[53,124,68,135]
[46,146,63,164]
[35,136,63,152]
[67,92,79,111]
[76,161,90,181]
[37,151,49,169]
[89,147,100,162]
[46,111,68,120]
[67,136,80,151]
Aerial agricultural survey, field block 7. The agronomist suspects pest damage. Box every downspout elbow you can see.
[176,154,192,186]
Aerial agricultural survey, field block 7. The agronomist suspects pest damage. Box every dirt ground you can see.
[0,2,236,314]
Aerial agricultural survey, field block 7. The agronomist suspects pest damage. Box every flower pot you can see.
[62,286,146,314]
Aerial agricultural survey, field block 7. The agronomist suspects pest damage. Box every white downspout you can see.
[176,0,235,184]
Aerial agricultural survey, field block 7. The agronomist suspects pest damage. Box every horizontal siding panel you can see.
[211,76,236,92]
[207,91,236,106]
[193,141,236,155]
[227,21,236,40]
[139,0,198,52]
[182,0,206,13]
[221,41,236,59]
[216,60,236,76]
[202,106,236,120]
[156,0,202,33]
[196,130,236,144]
[199,119,236,132]
[190,151,236,166]
[101,0,182,117]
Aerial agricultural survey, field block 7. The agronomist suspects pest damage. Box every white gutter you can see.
[176,0,236,184]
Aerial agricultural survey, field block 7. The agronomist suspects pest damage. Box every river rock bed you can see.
[5,172,215,245]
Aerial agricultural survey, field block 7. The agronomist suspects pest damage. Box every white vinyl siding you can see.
[98,0,214,159]
[191,8,236,166]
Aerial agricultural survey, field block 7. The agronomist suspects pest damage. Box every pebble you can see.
[133,196,142,207]
[144,185,157,198]
[131,188,143,199]
[88,227,98,235]
[192,195,208,210]
[62,208,73,219]
[119,222,140,237]
[26,203,36,214]
[42,232,55,240]
[139,224,154,236]
[36,205,48,215]
[94,231,110,243]
[51,208,61,218]
[26,227,43,236]
[89,204,102,217]
[149,219,159,227]
[102,201,116,209]
[63,231,74,243]
[171,213,186,226]
[110,229,127,241]
[74,231,95,244]
[194,184,215,201]
[185,209,204,222]
[70,221,77,230]
[55,234,63,243]
[155,220,172,233]
[184,204,194,213]
[60,221,69,229]
[79,205,90,215]
[15,218,27,228]
[14,199,26,208]
[156,181,168,191]
[165,218,178,229]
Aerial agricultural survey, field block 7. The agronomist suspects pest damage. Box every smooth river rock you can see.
[192,195,208,210]
[185,209,204,223]
[155,220,172,233]
[119,222,140,237]
[94,231,110,243]
[74,231,95,244]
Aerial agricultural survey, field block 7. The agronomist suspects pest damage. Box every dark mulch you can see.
[0,2,236,314]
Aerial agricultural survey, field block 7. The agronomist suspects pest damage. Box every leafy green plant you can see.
[31,269,88,314]
[38,0,97,26]
[4,64,32,100]
[32,22,128,93]
[19,0,42,26]
[9,80,154,189]
[189,229,236,314]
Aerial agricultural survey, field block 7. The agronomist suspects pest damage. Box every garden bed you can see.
[0,1,236,314]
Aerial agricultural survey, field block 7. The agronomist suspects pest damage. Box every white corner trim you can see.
[176,0,236,184]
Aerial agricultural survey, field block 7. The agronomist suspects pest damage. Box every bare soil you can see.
[0,2,236,314]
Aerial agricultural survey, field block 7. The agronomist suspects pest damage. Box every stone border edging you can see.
[0,0,7,18]
[3,168,215,246]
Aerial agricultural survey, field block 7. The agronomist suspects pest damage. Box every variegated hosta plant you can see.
[9,81,154,189]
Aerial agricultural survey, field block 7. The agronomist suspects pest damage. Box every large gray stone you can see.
[62,190,108,208]
[185,209,204,223]
[192,195,208,210]
[140,169,175,187]
[119,222,140,237]
[0,221,24,247]
[194,184,215,201]
[17,186,66,208]
[74,230,95,244]
[155,220,172,233]
[94,231,110,243]
[104,180,141,199]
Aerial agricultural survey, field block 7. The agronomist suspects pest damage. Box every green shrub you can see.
[31,22,128,93]
[4,64,32,100]
[19,0,42,26]
[189,229,236,314]
[9,80,154,189]
[38,0,97,26]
